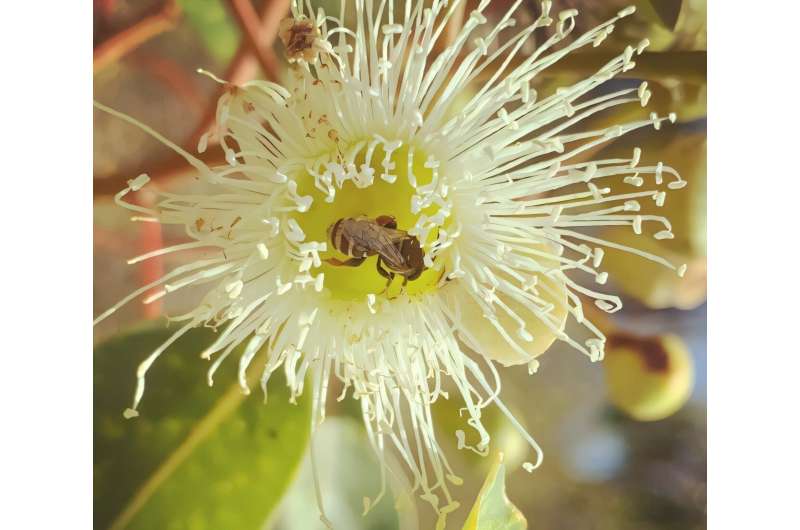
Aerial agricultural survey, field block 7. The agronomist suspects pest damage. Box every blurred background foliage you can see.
[94,0,706,528]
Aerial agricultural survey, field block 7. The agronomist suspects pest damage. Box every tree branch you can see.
[188,0,289,146]
[433,0,467,57]
[127,53,208,113]
[94,0,291,197]
[94,148,228,197]
[225,0,283,82]
[93,0,181,74]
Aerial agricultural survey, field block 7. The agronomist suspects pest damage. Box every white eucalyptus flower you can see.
[95,0,686,525]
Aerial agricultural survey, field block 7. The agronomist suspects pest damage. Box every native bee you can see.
[326,215,426,287]
[278,16,321,63]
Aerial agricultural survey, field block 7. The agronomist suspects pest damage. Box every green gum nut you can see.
[603,333,695,421]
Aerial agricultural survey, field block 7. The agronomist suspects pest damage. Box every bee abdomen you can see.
[330,218,371,258]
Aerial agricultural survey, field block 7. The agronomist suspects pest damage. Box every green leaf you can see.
[94,326,311,530]
[462,453,527,530]
[178,0,240,64]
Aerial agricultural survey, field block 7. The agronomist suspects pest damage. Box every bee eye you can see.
[376,214,397,229]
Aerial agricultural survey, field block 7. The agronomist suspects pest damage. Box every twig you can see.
[94,0,290,197]
[94,148,228,197]
[252,0,290,58]
[127,53,208,113]
[132,190,165,319]
[226,0,283,82]
[433,0,468,56]
[189,0,289,146]
[93,0,181,74]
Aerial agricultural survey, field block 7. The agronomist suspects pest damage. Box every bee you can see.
[326,215,426,287]
[278,16,321,63]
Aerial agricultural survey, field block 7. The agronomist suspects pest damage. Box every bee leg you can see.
[326,256,366,267]
[391,276,410,296]
[376,258,395,291]
[376,257,393,280]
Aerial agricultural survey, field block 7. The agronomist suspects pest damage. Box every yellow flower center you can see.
[294,144,447,301]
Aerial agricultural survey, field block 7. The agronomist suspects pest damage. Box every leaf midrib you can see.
[106,348,269,530]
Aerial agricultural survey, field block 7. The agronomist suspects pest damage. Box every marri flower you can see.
[95,0,686,524]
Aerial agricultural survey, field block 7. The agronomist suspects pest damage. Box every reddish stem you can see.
[188,0,290,147]
[131,190,165,319]
[226,0,282,82]
[94,0,181,74]
[94,147,228,197]
[127,53,208,113]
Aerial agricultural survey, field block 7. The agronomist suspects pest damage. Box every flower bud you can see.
[603,333,694,421]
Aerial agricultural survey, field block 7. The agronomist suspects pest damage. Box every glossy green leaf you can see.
[94,326,311,530]
[178,0,240,63]
[462,453,527,530]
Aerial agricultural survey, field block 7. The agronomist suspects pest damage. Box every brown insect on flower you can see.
[326,215,427,288]
[279,16,321,63]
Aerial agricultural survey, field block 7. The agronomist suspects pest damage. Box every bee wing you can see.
[370,228,407,267]
[380,227,410,243]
